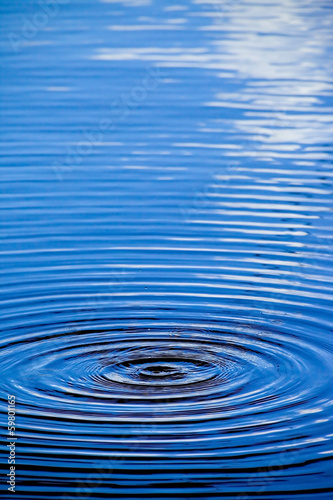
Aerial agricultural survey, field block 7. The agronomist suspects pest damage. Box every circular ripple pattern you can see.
[1,325,332,430]
[1,329,333,499]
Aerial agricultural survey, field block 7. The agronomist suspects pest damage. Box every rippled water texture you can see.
[1,0,333,498]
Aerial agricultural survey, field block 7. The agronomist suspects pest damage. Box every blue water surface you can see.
[0,0,333,498]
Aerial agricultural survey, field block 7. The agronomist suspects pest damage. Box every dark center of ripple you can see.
[139,363,183,379]
[101,349,222,388]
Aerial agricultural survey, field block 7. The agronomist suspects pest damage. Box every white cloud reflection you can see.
[93,0,333,160]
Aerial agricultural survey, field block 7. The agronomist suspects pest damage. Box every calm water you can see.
[1,0,333,498]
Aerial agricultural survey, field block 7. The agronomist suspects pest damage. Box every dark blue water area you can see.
[1,0,333,499]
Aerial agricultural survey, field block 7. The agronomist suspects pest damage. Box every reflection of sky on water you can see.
[94,0,333,164]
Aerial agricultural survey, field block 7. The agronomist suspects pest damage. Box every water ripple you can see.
[1,0,333,498]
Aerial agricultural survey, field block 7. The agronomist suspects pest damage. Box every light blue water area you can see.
[0,0,333,498]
